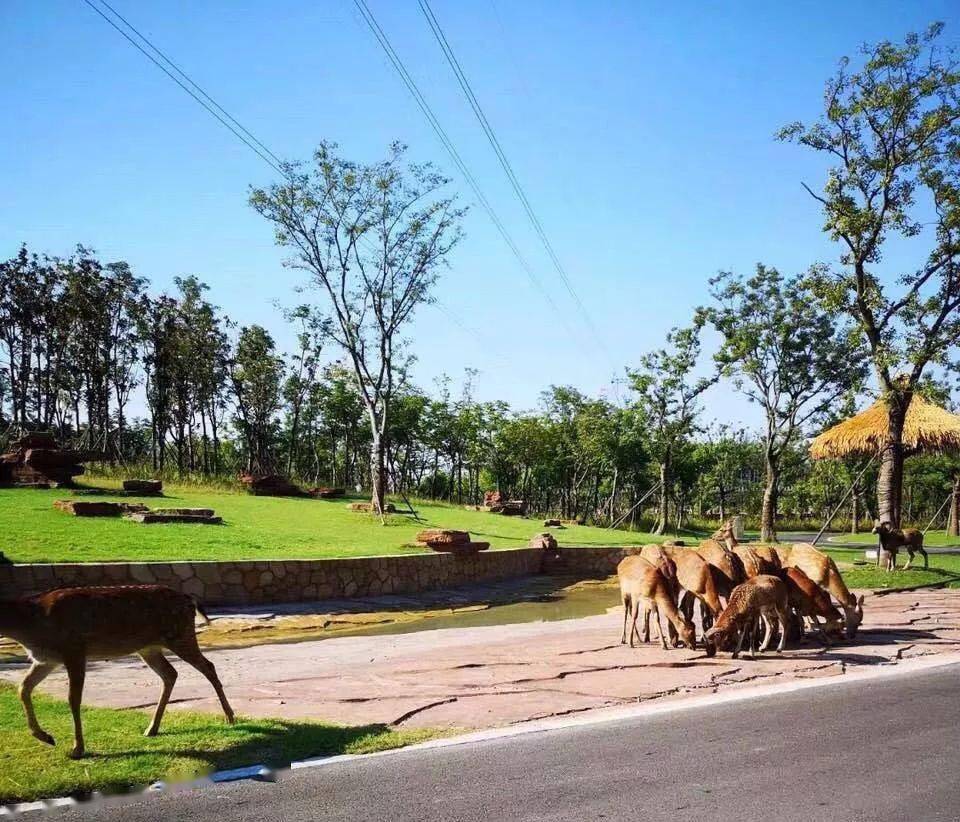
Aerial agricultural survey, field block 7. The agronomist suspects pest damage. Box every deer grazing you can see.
[779,567,844,644]
[640,544,723,633]
[617,556,697,651]
[872,521,928,571]
[732,545,780,579]
[0,585,235,759]
[696,538,746,599]
[782,543,864,638]
[704,575,791,659]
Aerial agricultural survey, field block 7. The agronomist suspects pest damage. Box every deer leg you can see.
[638,605,649,645]
[629,600,641,647]
[651,606,668,650]
[758,614,773,652]
[732,624,746,659]
[904,550,913,570]
[167,639,235,724]
[64,656,87,759]
[920,547,928,570]
[19,661,57,746]
[140,649,178,737]
[807,614,828,645]
[776,607,790,652]
[621,596,630,644]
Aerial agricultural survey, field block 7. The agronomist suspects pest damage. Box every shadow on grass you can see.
[82,718,402,769]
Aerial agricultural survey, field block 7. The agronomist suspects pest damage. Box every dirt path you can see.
[3,589,958,731]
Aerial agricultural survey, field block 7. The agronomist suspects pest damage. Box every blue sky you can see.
[2,0,957,426]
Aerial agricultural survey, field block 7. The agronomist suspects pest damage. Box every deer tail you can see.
[190,595,212,625]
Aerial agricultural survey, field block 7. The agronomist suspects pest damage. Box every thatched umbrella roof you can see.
[810,394,960,459]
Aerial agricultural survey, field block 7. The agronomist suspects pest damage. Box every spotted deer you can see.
[704,575,791,659]
[0,585,235,759]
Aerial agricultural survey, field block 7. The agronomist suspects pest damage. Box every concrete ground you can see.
[77,661,960,822]
[3,587,959,731]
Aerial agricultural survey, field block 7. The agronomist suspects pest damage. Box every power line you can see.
[351,0,584,343]
[79,0,501,356]
[87,0,288,173]
[417,0,612,363]
[79,0,287,178]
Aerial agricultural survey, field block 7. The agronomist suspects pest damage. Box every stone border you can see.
[0,546,639,606]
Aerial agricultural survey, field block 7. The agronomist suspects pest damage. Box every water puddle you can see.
[0,577,622,663]
[198,577,621,651]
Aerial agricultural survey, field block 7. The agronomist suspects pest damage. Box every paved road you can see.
[79,663,960,822]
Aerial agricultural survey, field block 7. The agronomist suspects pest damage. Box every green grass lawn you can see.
[823,547,960,590]
[826,530,960,548]
[0,682,439,803]
[0,482,688,564]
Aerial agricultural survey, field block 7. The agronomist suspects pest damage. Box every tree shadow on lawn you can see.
[82,718,409,769]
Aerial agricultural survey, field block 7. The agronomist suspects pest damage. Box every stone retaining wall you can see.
[0,545,639,606]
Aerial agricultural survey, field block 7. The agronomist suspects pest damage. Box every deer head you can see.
[842,594,865,638]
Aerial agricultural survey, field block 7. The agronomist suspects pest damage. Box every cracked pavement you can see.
[2,588,959,731]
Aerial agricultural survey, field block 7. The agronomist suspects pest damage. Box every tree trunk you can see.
[850,484,861,534]
[370,433,386,514]
[949,474,960,538]
[877,394,909,528]
[760,453,779,543]
[654,455,670,535]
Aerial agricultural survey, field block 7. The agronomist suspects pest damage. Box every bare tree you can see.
[250,142,465,514]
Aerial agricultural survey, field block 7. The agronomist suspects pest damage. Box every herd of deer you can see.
[618,522,866,658]
[0,519,922,760]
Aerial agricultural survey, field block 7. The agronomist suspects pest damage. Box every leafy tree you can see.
[250,142,465,515]
[700,265,866,541]
[693,426,758,522]
[629,325,716,534]
[230,325,283,474]
[779,24,960,527]
[281,305,327,477]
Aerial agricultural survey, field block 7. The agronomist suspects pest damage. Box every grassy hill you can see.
[0,482,686,564]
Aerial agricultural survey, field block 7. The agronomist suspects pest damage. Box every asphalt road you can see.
[77,663,960,822]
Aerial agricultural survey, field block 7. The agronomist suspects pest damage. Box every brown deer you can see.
[871,521,927,571]
[710,519,739,550]
[778,567,844,644]
[696,539,746,599]
[617,556,696,650]
[640,544,723,633]
[749,544,785,572]
[703,575,791,659]
[0,585,235,759]
[733,545,780,578]
[782,543,864,638]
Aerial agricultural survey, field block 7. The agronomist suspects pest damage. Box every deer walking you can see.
[871,521,927,571]
[0,585,235,759]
